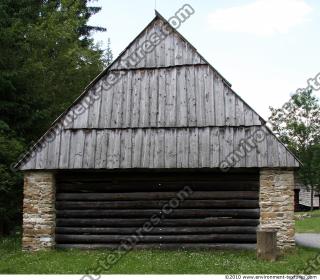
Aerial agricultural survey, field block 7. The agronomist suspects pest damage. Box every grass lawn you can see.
[295,210,320,233]
[1,237,320,274]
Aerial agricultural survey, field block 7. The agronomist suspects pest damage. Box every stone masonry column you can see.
[22,171,55,251]
[259,169,295,250]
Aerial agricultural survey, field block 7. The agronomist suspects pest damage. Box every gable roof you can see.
[16,11,300,170]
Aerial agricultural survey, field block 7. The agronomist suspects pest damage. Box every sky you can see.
[88,0,320,119]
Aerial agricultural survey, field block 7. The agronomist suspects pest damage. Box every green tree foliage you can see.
[269,90,320,210]
[0,0,108,234]
[0,121,24,235]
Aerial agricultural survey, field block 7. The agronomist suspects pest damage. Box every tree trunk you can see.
[310,185,314,211]
[0,221,3,236]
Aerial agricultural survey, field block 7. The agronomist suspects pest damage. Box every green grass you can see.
[296,218,320,233]
[295,210,320,233]
[297,210,320,217]
[1,237,320,274]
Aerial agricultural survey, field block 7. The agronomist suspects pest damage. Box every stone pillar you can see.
[22,171,55,251]
[259,169,295,250]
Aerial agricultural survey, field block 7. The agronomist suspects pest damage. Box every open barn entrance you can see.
[55,170,260,249]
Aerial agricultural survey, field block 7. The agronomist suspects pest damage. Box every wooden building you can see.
[16,12,300,251]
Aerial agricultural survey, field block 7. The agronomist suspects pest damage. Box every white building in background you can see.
[295,179,319,210]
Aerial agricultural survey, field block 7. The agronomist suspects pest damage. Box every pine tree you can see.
[0,0,107,234]
[105,38,114,65]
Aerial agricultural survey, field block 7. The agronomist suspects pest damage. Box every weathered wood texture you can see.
[69,66,262,129]
[56,243,256,250]
[17,14,300,170]
[55,171,259,248]
[257,229,277,261]
[21,126,300,169]
[110,19,207,69]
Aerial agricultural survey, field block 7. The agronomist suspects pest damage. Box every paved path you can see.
[295,233,320,249]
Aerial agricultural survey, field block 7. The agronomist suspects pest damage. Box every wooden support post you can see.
[257,229,277,261]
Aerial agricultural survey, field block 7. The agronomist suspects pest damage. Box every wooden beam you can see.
[56,226,257,234]
[56,200,259,210]
[56,243,256,250]
[56,218,260,227]
[56,209,260,219]
[56,191,259,201]
[55,234,257,243]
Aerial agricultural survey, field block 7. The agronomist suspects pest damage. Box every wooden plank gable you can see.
[67,66,262,129]
[110,18,206,70]
[20,127,299,170]
[16,12,300,170]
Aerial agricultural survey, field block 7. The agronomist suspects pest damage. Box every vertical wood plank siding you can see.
[68,66,262,129]
[23,127,299,169]
[111,19,206,70]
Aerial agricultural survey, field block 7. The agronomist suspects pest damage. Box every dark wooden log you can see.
[56,172,259,183]
[56,209,260,219]
[257,229,277,261]
[56,191,258,201]
[56,218,260,227]
[57,181,259,192]
[57,173,259,180]
[56,243,256,250]
[56,226,257,234]
[54,171,260,249]
[56,200,259,210]
[55,233,257,243]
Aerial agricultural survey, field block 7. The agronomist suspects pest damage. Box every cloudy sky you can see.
[89,0,320,119]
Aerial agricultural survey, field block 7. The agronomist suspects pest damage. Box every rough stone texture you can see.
[259,169,295,250]
[22,171,55,251]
